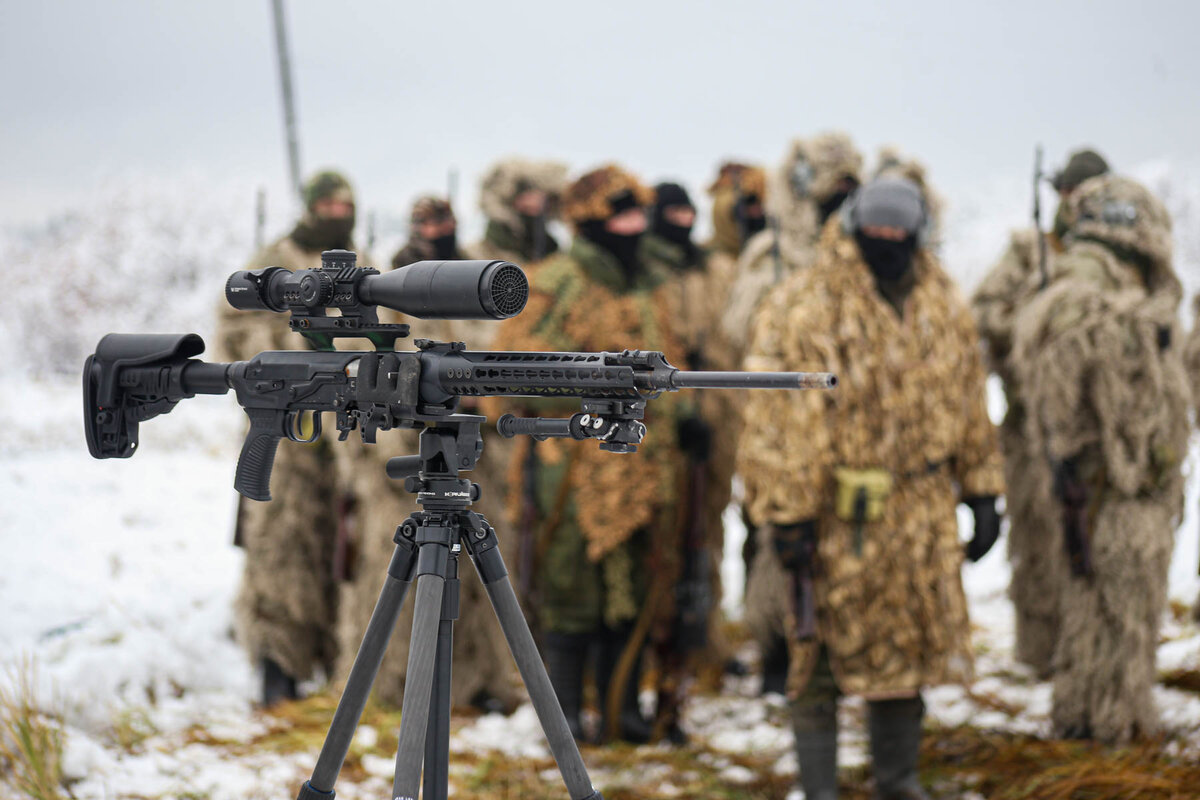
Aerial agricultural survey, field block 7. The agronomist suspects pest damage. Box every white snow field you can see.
[2,165,1199,798]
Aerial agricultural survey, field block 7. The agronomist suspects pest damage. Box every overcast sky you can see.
[3,0,1198,230]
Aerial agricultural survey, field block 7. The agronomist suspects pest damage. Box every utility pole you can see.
[255,187,267,250]
[270,0,303,204]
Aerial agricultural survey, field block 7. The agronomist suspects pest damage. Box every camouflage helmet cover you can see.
[1068,174,1171,269]
[302,169,354,210]
[784,132,864,203]
[562,164,654,225]
[409,195,455,225]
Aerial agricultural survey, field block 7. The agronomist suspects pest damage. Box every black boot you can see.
[261,657,298,707]
[544,632,588,741]
[595,625,653,744]
[791,697,839,800]
[761,634,790,696]
[867,695,929,800]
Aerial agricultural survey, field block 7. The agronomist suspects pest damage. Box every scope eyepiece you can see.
[225,267,289,312]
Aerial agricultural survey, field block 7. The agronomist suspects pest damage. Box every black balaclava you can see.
[430,231,458,260]
[520,212,557,260]
[579,189,643,283]
[736,192,767,238]
[817,176,859,224]
[854,232,918,282]
[650,182,695,248]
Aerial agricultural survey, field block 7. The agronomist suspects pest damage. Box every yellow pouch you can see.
[833,468,893,523]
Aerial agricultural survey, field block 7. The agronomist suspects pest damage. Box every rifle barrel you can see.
[670,371,836,390]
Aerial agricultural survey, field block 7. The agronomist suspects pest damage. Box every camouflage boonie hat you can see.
[563,164,654,224]
[708,162,767,201]
[786,132,864,203]
[303,170,354,209]
[1069,174,1171,268]
[1052,149,1110,192]
[410,195,455,225]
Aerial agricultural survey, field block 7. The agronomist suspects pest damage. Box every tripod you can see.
[296,415,603,800]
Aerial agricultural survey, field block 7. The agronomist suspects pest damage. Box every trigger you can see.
[286,410,322,444]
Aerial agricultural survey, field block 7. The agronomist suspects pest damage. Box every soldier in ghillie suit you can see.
[721,132,863,358]
[738,176,1005,800]
[971,148,1110,677]
[734,134,864,696]
[391,195,465,267]
[332,194,523,715]
[213,169,360,706]
[464,156,568,265]
[486,164,686,743]
[640,181,739,740]
[1013,174,1189,744]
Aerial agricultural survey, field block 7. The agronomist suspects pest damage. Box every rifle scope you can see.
[225,250,529,320]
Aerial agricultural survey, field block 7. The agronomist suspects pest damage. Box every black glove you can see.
[676,415,713,461]
[964,496,1000,562]
[772,520,817,572]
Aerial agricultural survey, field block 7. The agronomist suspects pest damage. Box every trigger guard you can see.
[286,410,322,444]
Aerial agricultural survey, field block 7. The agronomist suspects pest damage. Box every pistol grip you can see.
[235,409,286,501]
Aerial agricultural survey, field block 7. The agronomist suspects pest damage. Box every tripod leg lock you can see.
[461,512,508,584]
[296,780,335,800]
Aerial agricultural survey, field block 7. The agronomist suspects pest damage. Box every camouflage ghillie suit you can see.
[463,157,568,265]
[740,175,1004,799]
[460,158,568,622]
[214,171,359,693]
[1013,175,1188,743]
[722,133,864,359]
[640,181,740,734]
[333,194,523,712]
[487,165,686,741]
[729,136,864,690]
[971,148,1110,677]
[972,229,1064,675]
[739,226,1003,699]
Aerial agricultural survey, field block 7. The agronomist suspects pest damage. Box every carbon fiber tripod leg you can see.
[391,572,448,800]
[464,516,603,800]
[297,538,416,800]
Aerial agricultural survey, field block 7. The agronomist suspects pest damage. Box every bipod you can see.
[296,415,603,800]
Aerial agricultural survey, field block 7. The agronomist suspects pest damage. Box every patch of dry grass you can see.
[0,660,67,800]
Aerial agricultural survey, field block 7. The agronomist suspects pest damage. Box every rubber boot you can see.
[544,632,588,741]
[261,657,298,707]
[761,634,790,696]
[867,695,929,800]
[791,696,839,800]
[595,625,653,744]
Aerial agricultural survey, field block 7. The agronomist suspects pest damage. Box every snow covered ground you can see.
[3,164,1200,798]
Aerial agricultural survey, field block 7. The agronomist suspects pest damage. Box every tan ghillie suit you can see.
[721,132,864,360]
[1013,175,1188,743]
[738,222,1005,697]
[971,228,1064,676]
[728,136,864,657]
[214,235,344,682]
